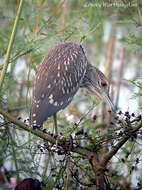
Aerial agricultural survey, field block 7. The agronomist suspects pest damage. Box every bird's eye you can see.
[101,82,107,88]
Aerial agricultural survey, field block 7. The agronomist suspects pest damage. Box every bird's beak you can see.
[87,86,115,112]
[100,91,115,112]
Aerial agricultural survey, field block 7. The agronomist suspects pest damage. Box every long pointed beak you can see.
[86,85,116,112]
[101,91,116,112]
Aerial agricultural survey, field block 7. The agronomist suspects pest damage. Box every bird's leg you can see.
[53,114,58,136]
[53,114,59,148]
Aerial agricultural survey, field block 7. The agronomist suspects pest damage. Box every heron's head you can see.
[81,64,115,112]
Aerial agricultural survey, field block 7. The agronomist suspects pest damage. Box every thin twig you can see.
[0,0,24,91]
[101,121,142,167]
[0,109,99,165]
[8,130,20,182]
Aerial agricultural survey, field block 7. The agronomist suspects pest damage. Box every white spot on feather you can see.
[49,99,54,104]
[64,61,67,65]
[66,89,69,94]
[68,97,72,101]
[70,55,74,61]
[41,94,45,98]
[62,87,65,94]
[57,72,60,77]
[60,101,63,105]
[54,102,58,106]
[58,65,60,70]
[73,53,77,58]
[48,84,51,88]
[65,65,68,71]
[49,94,53,99]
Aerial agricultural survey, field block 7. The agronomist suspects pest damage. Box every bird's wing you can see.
[30,43,88,127]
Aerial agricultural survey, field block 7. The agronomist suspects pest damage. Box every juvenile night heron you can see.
[30,43,114,131]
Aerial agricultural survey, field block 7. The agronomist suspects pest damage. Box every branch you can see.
[0,109,99,166]
[0,0,24,90]
[101,121,142,167]
[0,109,56,144]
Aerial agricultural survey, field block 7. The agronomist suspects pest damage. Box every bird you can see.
[15,178,42,190]
[30,42,114,132]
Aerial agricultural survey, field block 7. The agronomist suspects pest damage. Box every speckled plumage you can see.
[30,42,112,128]
[30,43,89,127]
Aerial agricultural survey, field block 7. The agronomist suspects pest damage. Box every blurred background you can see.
[0,0,142,189]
